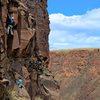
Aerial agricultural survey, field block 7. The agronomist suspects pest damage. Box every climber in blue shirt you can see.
[18,78,23,89]
[6,15,15,36]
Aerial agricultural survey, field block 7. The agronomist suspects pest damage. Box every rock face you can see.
[0,0,50,58]
[49,49,100,100]
[0,0,59,100]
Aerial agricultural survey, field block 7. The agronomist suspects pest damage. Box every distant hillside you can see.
[49,49,100,100]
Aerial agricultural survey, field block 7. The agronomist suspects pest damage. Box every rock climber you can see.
[6,14,15,36]
[18,77,23,89]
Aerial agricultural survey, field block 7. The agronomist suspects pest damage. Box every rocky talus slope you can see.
[49,49,100,100]
[0,0,59,100]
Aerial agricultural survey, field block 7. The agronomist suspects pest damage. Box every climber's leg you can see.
[7,26,13,36]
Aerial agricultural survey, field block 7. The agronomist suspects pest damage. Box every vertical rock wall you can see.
[0,0,59,100]
[34,0,50,57]
[0,0,50,59]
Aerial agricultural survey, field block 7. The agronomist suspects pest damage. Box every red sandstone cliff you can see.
[0,0,59,100]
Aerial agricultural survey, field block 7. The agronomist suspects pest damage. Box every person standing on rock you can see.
[18,77,23,88]
[18,77,23,94]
